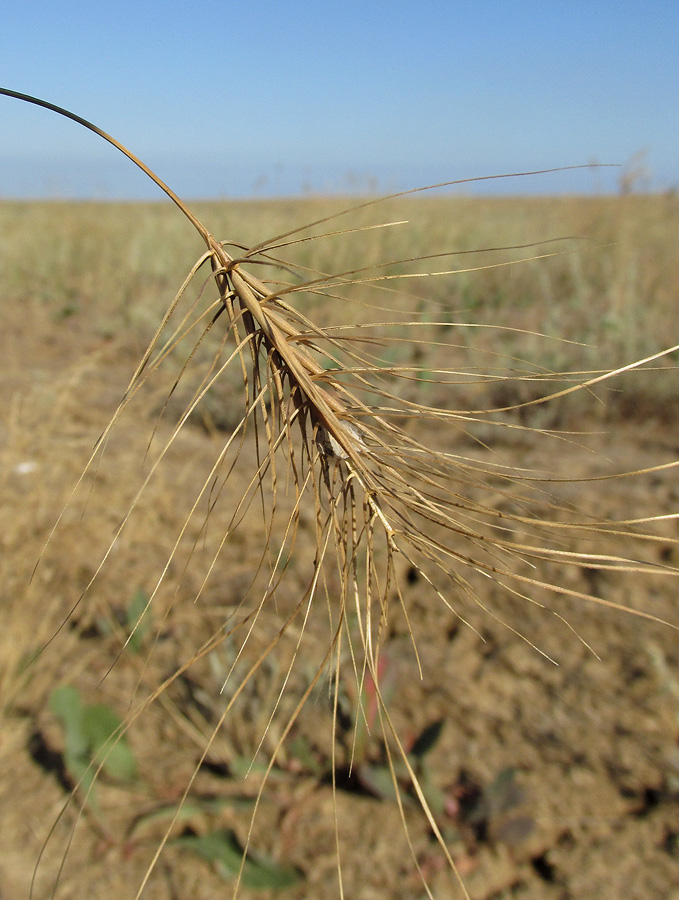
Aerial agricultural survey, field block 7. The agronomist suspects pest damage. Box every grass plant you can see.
[1,88,678,900]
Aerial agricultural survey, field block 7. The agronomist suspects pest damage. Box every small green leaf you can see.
[50,686,137,789]
[64,749,96,801]
[130,796,256,839]
[82,702,121,749]
[410,719,445,759]
[132,803,211,839]
[357,764,401,802]
[83,703,137,782]
[126,589,152,653]
[229,755,284,781]
[174,829,301,890]
[420,777,446,817]
[50,685,87,759]
[49,684,82,719]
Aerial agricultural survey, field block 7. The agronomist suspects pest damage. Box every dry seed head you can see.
[315,420,367,460]
[2,87,677,900]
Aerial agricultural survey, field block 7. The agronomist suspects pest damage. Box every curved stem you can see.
[0,87,210,246]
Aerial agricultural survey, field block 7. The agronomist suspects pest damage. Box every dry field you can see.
[1,194,678,900]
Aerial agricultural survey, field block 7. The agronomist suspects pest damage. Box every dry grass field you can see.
[1,193,678,900]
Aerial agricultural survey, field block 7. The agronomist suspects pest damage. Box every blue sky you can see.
[1,0,677,198]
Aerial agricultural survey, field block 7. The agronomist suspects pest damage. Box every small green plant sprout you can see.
[92,589,153,653]
[49,685,137,805]
[124,589,154,654]
[173,829,302,890]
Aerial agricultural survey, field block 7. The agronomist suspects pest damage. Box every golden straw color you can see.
[1,88,678,900]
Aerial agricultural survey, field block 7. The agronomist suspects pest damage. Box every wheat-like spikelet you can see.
[3,88,678,900]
